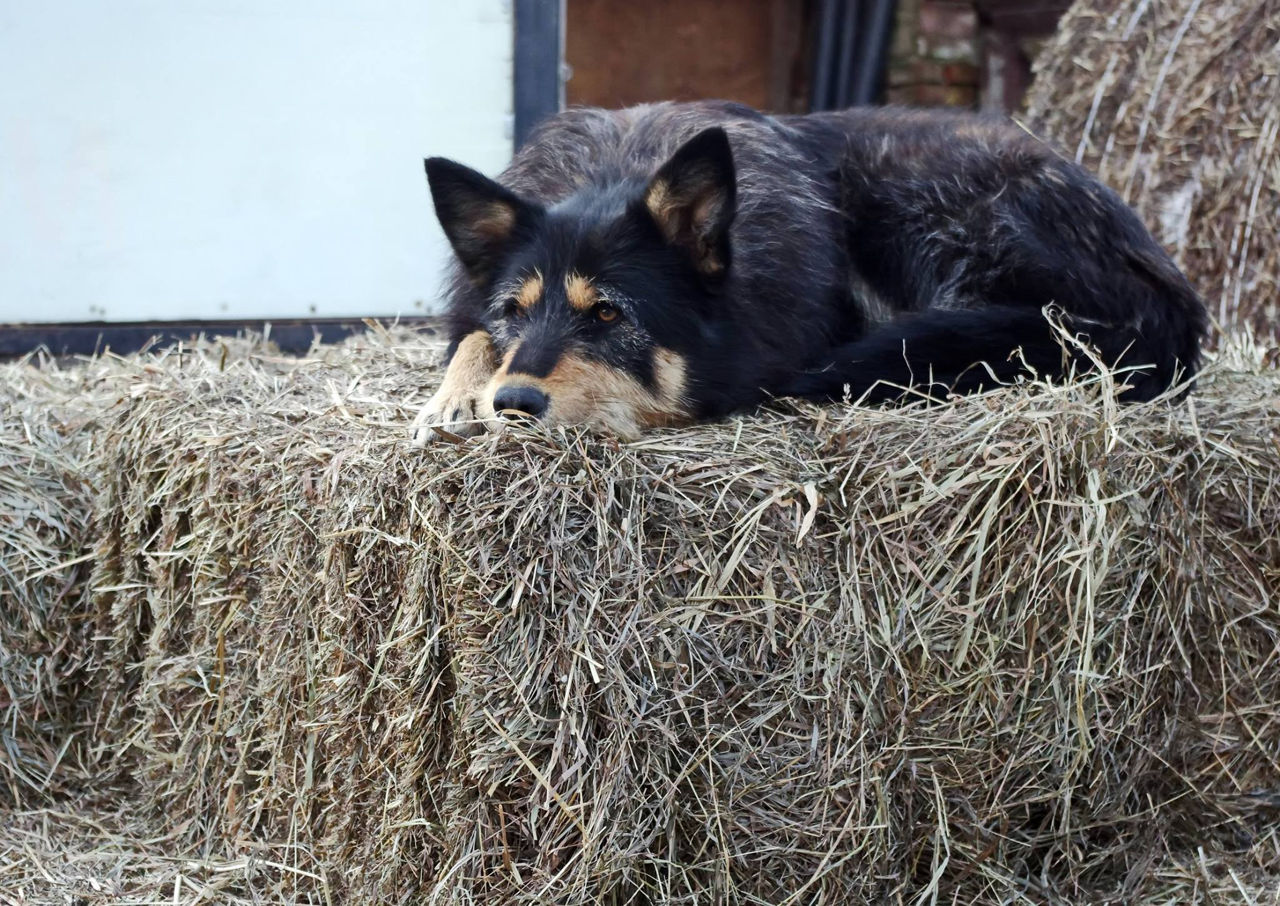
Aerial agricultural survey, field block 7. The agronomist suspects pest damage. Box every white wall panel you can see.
[0,1,513,322]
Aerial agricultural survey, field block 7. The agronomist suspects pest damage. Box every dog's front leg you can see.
[411,330,498,444]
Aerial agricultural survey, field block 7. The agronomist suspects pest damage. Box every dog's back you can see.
[782,106,1207,401]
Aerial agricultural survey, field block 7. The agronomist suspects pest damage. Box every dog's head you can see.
[426,128,736,437]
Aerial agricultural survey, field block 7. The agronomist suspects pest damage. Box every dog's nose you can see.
[492,384,548,420]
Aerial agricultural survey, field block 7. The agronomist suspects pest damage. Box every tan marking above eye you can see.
[564,272,598,312]
[513,271,543,311]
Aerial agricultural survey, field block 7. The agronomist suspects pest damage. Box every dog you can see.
[411,101,1206,443]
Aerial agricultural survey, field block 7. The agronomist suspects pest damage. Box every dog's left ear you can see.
[641,128,737,278]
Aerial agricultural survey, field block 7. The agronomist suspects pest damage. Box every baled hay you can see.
[2,807,1273,906]
[1024,0,1280,342]
[66,326,1280,903]
[0,355,116,805]
[0,338,290,809]
[0,801,328,905]
[1088,834,1280,904]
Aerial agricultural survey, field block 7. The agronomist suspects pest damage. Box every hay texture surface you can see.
[0,801,324,905]
[1025,0,1280,341]
[2,327,1274,903]
[0,355,121,805]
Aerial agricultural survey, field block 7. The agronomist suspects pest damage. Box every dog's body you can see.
[413,101,1206,441]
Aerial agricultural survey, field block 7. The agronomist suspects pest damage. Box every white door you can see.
[0,1,513,322]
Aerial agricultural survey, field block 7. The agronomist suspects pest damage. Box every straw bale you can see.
[2,807,1274,906]
[0,339,289,808]
[1024,0,1280,342]
[1088,836,1280,904]
[0,800,330,904]
[0,355,116,805]
[61,326,1278,903]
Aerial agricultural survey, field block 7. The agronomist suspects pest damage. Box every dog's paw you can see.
[410,386,492,445]
[410,331,499,446]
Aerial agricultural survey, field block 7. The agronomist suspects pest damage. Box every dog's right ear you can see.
[426,158,541,282]
[640,128,737,279]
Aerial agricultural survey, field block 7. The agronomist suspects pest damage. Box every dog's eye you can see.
[502,299,523,319]
[595,304,620,323]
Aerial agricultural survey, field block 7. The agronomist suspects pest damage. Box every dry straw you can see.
[1025,0,1280,343]
[3,322,1275,903]
[0,354,119,807]
[0,801,324,904]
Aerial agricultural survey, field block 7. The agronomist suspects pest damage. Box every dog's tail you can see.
[782,303,1199,405]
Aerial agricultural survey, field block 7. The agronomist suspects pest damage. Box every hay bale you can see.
[67,328,1279,902]
[1024,0,1280,342]
[84,330,454,897]
[4,807,1270,906]
[0,355,113,804]
[1089,836,1280,904]
[0,801,325,903]
[0,340,289,807]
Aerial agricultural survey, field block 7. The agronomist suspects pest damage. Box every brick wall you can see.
[886,0,1069,112]
[888,0,980,107]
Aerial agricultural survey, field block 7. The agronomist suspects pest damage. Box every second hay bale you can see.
[1025,0,1280,340]
[0,356,117,805]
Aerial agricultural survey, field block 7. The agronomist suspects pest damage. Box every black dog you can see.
[411,101,1206,441]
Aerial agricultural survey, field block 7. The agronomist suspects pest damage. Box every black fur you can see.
[425,101,1207,422]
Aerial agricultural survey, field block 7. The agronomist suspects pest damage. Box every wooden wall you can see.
[564,0,811,112]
